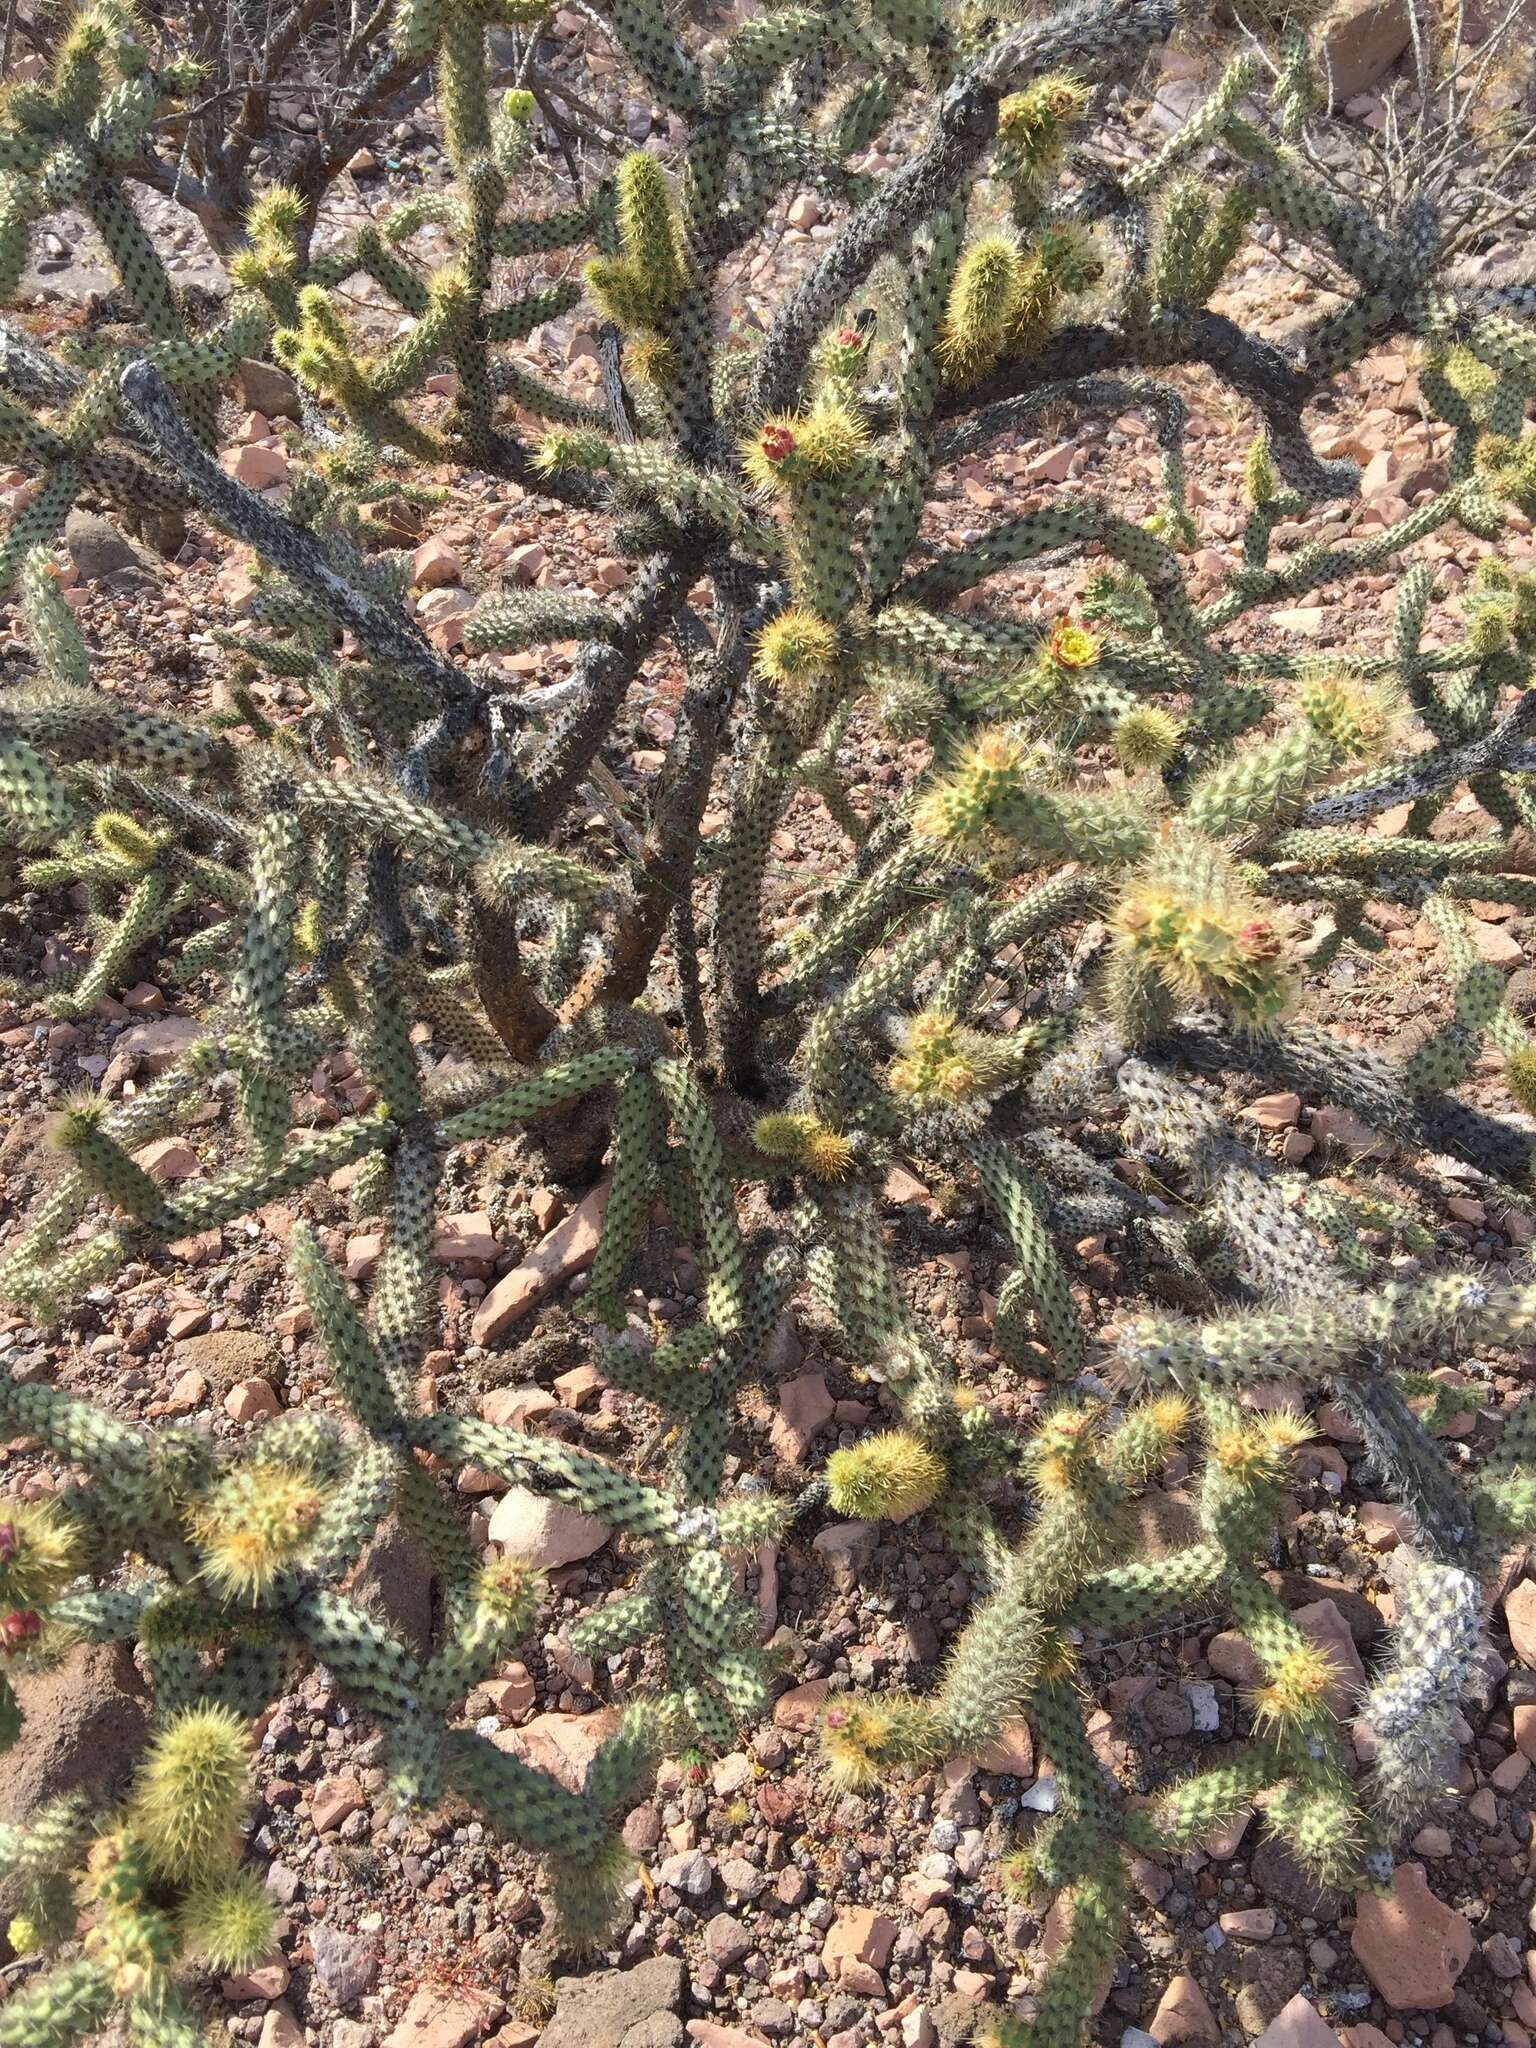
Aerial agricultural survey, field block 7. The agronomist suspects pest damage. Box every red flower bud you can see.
[760,423,795,464]
[1237,920,1281,960]
[833,325,864,351]
[1,1609,41,1650]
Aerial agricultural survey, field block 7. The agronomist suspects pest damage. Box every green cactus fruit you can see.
[826,1431,947,1520]
[128,1704,253,1882]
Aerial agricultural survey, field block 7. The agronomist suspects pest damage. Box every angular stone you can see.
[705,1911,752,1966]
[411,538,463,588]
[685,2026,773,2047]
[225,1377,281,1423]
[238,359,302,419]
[769,1371,834,1462]
[1470,919,1524,969]
[972,1718,1034,1777]
[1245,1093,1302,1130]
[310,1775,364,1833]
[1506,1578,1536,1665]
[1222,1908,1277,1941]
[1208,1598,1364,1713]
[433,1211,498,1261]
[383,1985,503,2048]
[1310,1105,1391,1159]
[132,1137,202,1180]
[222,1955,290,2001]
[822,1906,897,1977]
[1040,1892,1112,2013]
[480,1386,559,1430]
[771,1679,828,1731]
[228,442,290,488]
[470,1182,610,1343]
[258,2011,305,2048]
[1350,1863,1473,2009]
[1150,1973,1221,2044]
[1254,1995,1344,2048]
[538,1957,687,2048]
[114,1015,202,1072]
[311,1923,380,2006]
[488,1487,609,1567]
[494,1707,622,1793]
[811,1520,876,1592]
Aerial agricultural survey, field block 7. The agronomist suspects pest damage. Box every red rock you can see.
[310,1774,364,1832]
[787,194,821,229]
[1207,1598,1365,1711]
[416,586,475,650]
[487,1487,609,1566]
[1150,1973,1221,2043]
[823,1905,897,1977]
[686,2026,771,2047]
[167,1305,210,1340]
[1357,1502,1411,1551]
[345,1232,384,1281]
[1514,1703,1536,1761]
[1026,443,1076,484]
[1410,1826,1453,1857]
[971,1719,1033,1777]
[122,982,166,1014]
[1269,604,1326,635]
[132,1136,202,1181]
[227,443,289,488]
[164,1368,207,1415]
[432,1211,498,1262]
[1311,1105,1391,1159]
[225,1378,281,1424]
[257,2011,304,2048]
[1222,1907,1277,1940]
[483,1661,537,1715]
[1505,1578,1536,1666]
[479,1387,559,1430]
[772,1679,828,1731]
[1245,1092,1302,1129]
[881,1165,931,1207]
[554,1363,605,1409]
[769,1371,834,1462]
[1255,1995,1345,2048]
[1491,1749,1529,1793]
[1351,1863,1473,2009]
[492,1706,622,1792]
[383,1985,503,2048]
[508,542,547,583]
[469,1182,610,1343]
[411,538,462,588]
[114,1016,202,1072]
[222,1955,290,2001]
[1471,919,1525,968]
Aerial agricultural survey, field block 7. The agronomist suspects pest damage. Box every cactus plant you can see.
[5,0,1536,2041]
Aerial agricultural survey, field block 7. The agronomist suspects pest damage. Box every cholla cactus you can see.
[6,0,1536,2041]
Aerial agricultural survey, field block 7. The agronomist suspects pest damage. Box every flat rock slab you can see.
[1351,1862,1473,2009]
[538,1957,688,2048]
